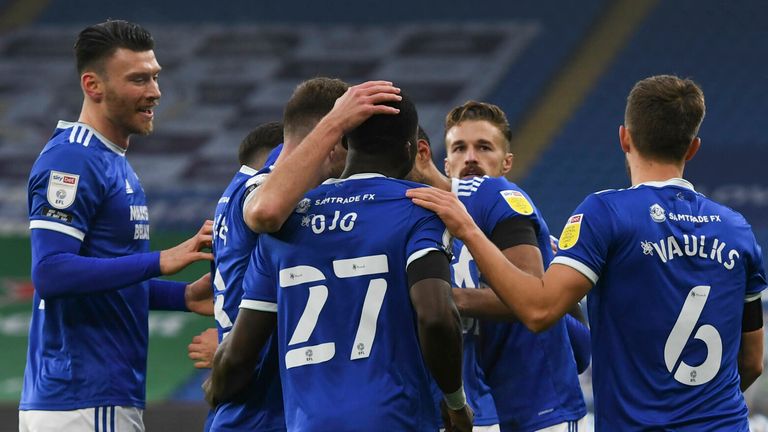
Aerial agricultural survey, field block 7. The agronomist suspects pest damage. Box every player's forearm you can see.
[738,328,764,391]
[460,227,561,332]
[32,251,160,299]
[415,300,464,394]
[244,117,343,233]
[565,314,591,374]
[148,279,188,311]
[452,287,518,322]
[209,337,252,404]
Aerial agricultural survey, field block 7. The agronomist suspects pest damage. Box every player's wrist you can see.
[443,384,467,411]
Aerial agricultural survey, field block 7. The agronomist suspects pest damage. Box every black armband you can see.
[742,298,763,332]
[489,217,538,250]
[407,250,451,288]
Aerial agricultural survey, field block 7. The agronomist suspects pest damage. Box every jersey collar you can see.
[239,165,259,175]
[633,178,695,191]
[322,173,386,185]
[57,121,126,156]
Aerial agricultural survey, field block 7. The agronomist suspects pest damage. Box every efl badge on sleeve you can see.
[559,214,583,250]
[47,171,79,209]
[500,190,533,215]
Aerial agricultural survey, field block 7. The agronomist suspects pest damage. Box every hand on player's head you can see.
[327,80,402,134]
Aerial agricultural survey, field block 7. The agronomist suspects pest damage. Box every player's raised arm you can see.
[243,81,402,233]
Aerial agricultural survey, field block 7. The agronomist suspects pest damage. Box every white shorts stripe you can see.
[19,406,143,432]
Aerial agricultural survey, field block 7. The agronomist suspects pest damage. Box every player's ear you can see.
[416,139,431,162]
[443,157,452,177]
[501,152,514,174]
[684,137,701,162]
[81,71,104,102]
[619,125,631,154]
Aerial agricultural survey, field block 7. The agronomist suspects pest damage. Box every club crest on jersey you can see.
[559,214,583,250]
[47,170,79,209]
[295,198,311,214]
[649,203,666,223]
[500,190,533,215]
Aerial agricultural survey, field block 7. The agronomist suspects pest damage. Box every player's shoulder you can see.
[697,192,753,229]
[35,122,118,170]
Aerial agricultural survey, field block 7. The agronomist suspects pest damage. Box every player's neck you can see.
[78,105,130,149]
[629,158,685,186]
[424,167,451,191]
[342,157,404,179]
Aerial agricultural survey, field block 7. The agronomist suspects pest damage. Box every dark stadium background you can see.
[1,0,767,429]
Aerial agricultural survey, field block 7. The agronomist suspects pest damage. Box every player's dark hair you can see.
[239,121,284,167]
[347,91,417,153]
[74,20,154,74]
[445,101,512,151]
[284,77,349,139]
[625,75,705,163]
[417,125,431,146]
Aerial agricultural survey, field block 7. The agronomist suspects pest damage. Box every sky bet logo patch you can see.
[47,170,79,209]
[559,214,583,250]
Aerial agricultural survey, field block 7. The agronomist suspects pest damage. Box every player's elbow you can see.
[245,200,284,233]
[416,303,461,336]
[520,308,559,333]
[31,258,62,300]
[740,355,763,385]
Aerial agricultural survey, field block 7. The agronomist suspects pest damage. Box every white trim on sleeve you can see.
[406,247,439,268]
[29,220,85,241]
[551,256,598,285]
[240,299,278,312]
[745,291,763,303]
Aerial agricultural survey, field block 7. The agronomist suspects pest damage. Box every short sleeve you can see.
[28,146,106,241]
[405,204,450,269]
[240,240,278,312]
[473,178,539,237]
[745,232,767,300]
[550,194,616,285]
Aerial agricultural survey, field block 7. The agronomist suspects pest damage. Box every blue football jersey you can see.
[241,173,450,432]
[23,121,151,409]
[454,176,586,430]
[263,143,283,168]
[552,178,767,431]
[210,165,285,431]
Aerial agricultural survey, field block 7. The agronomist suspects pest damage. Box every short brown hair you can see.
[75,20,154,75]
[445,101,512,151]
[283,77,348,139]
[625,75,705,163]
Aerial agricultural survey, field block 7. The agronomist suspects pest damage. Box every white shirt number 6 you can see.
[664,285,723,386]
